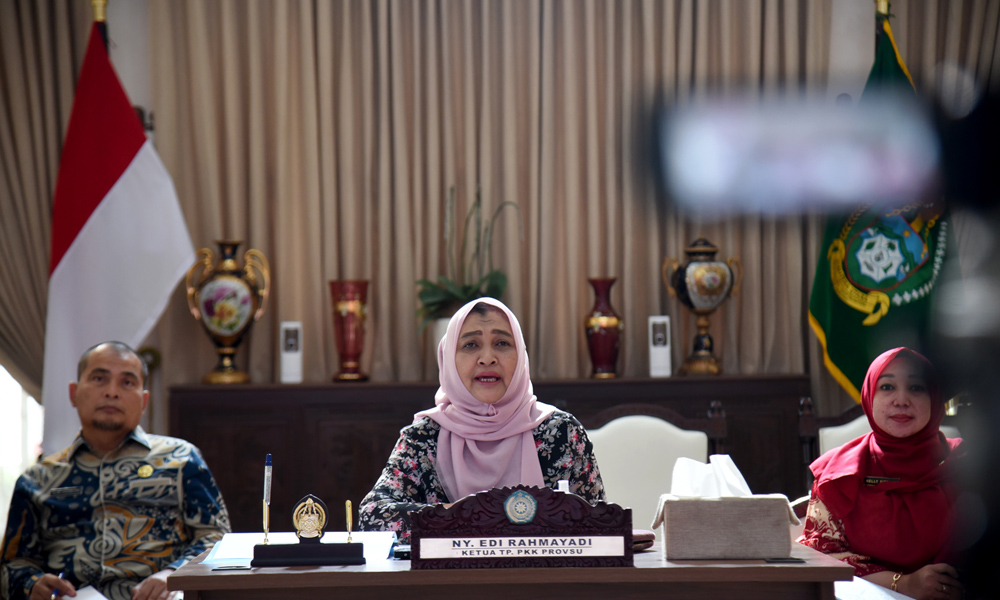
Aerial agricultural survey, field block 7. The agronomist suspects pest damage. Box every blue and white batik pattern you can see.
[1,427,230,600]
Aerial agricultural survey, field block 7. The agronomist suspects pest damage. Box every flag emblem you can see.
[825,203,946,328]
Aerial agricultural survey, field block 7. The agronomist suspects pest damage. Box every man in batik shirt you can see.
[1,341,230,600]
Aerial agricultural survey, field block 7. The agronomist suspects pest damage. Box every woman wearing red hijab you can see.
[358,298,605,541]
[798,347,964,599]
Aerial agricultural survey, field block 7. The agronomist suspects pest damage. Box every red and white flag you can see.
[42,23,194,454]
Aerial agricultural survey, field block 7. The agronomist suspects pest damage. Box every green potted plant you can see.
[417,185,522,333]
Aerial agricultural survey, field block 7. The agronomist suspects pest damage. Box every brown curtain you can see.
[3,1,998,422]
[0,1,91,399]
[145,0,832,399]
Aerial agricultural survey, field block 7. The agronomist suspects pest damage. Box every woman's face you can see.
[871,355,933,438]
[455,308,517,404]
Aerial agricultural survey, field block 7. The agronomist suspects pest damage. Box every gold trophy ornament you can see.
[186,240,270,383]
[662,238,742,375]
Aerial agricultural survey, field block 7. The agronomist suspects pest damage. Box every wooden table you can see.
[169,541,853,600]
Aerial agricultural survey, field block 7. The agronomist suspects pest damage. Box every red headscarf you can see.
[415,298,556,502]
[810,347,963,572]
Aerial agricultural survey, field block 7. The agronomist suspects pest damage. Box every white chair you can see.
[818,416,961,455]
[588,415,708,536]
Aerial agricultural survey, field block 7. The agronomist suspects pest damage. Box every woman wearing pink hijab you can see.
[359,298,605,541]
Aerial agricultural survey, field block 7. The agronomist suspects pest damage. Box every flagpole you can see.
[91,0,107,22]
[874,1,889,51]
[92,0,108,49]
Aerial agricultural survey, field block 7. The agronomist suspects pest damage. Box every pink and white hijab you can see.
[415,298,556,501]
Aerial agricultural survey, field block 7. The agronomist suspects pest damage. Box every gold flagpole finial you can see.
[91,0,108,23]
[875,0,889,15]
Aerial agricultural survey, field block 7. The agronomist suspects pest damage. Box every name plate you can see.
[411,485,632,569]
[419,536,626,559]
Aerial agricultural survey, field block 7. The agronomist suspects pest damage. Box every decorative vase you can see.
[186,240,270,384]
[662,238,742,375]
[585,277,624,378]
[329,280,369,381]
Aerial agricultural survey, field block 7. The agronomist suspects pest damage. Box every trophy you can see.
[662,238,742,375]
[186,240,270,383]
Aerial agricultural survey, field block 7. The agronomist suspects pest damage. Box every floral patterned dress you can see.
[358,409,605,541]
[796,481,886,576]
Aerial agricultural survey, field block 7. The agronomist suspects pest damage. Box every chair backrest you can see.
[588,415,708,534]
[818,415,961,455]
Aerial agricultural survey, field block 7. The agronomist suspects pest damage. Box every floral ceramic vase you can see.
[330,280,369,381]
[585,277,623,378]
[662,238,741,375]
[186,240,270,383]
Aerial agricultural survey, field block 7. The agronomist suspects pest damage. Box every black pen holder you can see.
[251,541,366,567]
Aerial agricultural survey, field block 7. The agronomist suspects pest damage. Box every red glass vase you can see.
[329,280,369,381]
[585,277,623,378]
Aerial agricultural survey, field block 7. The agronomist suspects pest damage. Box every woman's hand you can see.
[900,563,962,600]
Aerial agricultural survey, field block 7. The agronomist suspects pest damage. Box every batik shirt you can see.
[359,409,605,541]
[0,427,230,600]
[796,481,885,577]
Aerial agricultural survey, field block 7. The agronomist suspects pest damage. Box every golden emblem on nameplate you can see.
[185,240,270,384]
[662,238,742,375]
[293,495,328,541]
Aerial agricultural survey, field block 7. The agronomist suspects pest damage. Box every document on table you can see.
[835,577,909,600]
[202,531,397,568]
[70,587,110,600]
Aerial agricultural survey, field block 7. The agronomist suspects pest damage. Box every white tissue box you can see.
[654,494,795,560]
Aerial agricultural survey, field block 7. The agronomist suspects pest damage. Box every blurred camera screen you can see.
[659,96,940,217]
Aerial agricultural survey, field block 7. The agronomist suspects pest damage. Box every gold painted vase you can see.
[662,238,741,375]
[186,240,270,383]
[329,280,369,381]
[584,277,623,378]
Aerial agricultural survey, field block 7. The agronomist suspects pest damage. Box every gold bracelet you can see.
[891,572,902,592]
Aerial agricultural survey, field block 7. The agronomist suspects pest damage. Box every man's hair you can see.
[77,341,149,390]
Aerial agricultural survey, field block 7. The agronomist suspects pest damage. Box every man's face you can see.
[70,345,149,438]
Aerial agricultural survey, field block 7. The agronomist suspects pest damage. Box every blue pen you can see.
[50,571,65,600]
[263,454,272,544]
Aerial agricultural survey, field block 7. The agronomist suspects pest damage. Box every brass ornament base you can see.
[592,372,617,379]
[203,368,250,384]
[679,355,721,375]
[333,372,369,382]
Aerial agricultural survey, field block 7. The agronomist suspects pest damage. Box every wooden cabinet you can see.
[169,375,810,532]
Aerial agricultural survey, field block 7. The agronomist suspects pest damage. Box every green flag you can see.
[808,10,947,401]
